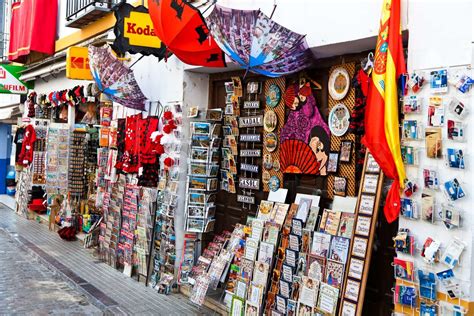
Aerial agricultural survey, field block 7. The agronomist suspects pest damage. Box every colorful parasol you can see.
[88,45,147,111]
[206,5,313,77]
[148,0,226,67]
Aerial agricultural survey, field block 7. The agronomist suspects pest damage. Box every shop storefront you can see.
[6,0,474,315]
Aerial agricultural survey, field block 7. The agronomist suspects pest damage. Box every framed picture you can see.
[344,279,361,302]
[327,152,339,173]
[230,295,245,316]
[354,216,372,237]
[340,140,353,163]
[358,194,375,215]
[334,176,347,197]
[352,237,368,258]
[348,258,364,280]
[362,174,379,194]
[341,300,357,316]
[365,153,380,173]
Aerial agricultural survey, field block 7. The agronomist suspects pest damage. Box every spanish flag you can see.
[362,0,406,223]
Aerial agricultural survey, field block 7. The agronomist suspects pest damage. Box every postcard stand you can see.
[184,116,222,234]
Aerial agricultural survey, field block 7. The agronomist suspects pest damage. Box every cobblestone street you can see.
[0,229,101,315]
[0,201,212,315]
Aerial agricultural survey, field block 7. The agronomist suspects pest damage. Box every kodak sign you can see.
[113,3,168,59]
[124,12,162,48]
[66,46,93,80]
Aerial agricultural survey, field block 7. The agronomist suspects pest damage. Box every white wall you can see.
[398,0,474,302]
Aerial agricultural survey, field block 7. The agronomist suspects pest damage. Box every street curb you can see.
[0,226,130,315]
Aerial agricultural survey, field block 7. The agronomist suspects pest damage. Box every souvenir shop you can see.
[12,0,474,315]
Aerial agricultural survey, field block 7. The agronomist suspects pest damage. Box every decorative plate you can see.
[273,159,280,172]
[329,103,350,137]
[262,170,271,183]
[268,176,280,192]
[264,110,278,132]
[264,133,278,152]
[263,154,273,170]
[266,84,281,108]
[328,67,350,101]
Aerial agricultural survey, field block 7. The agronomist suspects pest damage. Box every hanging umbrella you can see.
[206,5,313,77]
[88,45,147,111]
[148,0,226,67]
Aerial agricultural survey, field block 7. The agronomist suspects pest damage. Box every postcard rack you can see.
[184,113,222,233]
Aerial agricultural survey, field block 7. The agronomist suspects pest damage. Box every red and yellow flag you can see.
[362,0,406,223]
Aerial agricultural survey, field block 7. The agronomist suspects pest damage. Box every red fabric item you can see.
[8,0,57,63]
[164,157,174,167]
[163,111,173,120]
[116,113,142,173]
[148,0,226,67]
[162,124,172,134]
[18,124,36,167]
[362,0,406,223]
[151,134,164,155]
[138,116,160,164]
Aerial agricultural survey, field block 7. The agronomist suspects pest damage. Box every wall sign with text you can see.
[113,3,169,58]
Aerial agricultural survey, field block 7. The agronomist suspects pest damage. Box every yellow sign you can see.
[66,46,93,80]
[124,11,162,48]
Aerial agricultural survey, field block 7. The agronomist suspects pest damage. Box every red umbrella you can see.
[148,0,226,67]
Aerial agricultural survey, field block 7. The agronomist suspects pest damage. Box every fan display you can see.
[148,0,226,67]
[88,44,147,110]
[280,139,321,174]
[206,5,313,77]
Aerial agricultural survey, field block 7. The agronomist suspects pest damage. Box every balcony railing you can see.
[66,0,121,29]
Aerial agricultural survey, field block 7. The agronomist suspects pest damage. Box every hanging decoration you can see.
[148,0,226,67]
[88,45,147,111]
[206,5,313,77]
[279,80,330,174]
[112,3,170,58]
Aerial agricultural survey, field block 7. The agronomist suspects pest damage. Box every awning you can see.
[19,61,67,82]
[0,103,21,122]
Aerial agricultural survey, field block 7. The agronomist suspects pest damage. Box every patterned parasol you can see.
[206,5,313,77]
[88,45,147,111]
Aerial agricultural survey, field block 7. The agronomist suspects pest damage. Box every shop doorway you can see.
[207,52,397,313]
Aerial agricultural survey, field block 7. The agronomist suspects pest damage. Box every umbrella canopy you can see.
[207,5,313,77]
[88,45,147,111]
[148,0,226,67]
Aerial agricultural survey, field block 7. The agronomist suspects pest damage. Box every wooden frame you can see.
[338,150,385,316]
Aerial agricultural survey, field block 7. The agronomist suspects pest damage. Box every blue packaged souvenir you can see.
[420,302,437,316]
[418,270,436,300]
